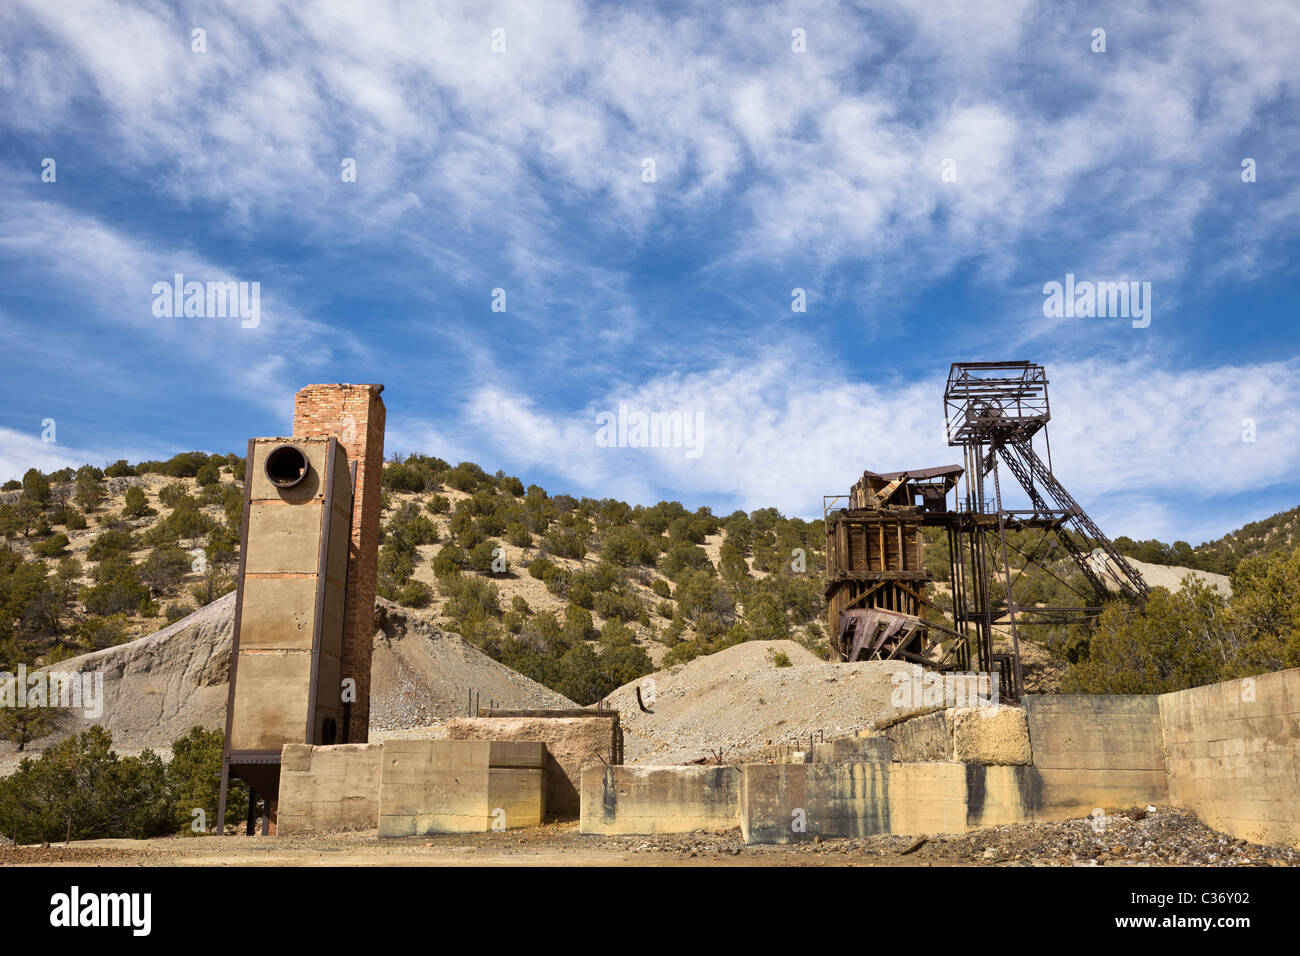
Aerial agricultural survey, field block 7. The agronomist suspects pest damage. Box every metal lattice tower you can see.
[940,362,1149,698]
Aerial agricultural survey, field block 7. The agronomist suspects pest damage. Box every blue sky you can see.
[1,0,1298,546]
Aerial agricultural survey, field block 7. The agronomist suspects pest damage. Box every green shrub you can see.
[594,589,642,623]
[397,580,433,608]
[87,528,136,562]
[73,477,105,513]
[543,531,587,561]
[81,557,150,615]
[662,639,702,667]
[658,542,713,579]
[140,546,192,595]
[158,482,188,509]
[562,604,598,643]
[567,580,594,609]
[20,468,51,506]
[122,486,154,518]
[33,533,69,557]
[468,539,505,574]
[164,602,194,623]
[600,618,636,646]
[768,648,792,667]
[77,613,131,649]
[528,556,557,581]
[167,726,244,834]
[0,727,174,843]
[431,545,465,578]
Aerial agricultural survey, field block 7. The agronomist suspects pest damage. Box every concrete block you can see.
[1159,667,1300,849]
[739,762,890,844]
[580,765,741,835]
[277,743,383,835]
[243,501,325,574]
[951,707,1031,765]
[965,765,1032,827]
[813,737,893,763]
[446,715,618,819]
[885,710,951,762]
[377,739,546,836]
[228,652,312,750]
[887,762,968,835]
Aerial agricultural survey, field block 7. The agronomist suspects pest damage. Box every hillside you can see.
[1112,504,1300,575]
[1,452,1294,716]
[0,454,825,712]
[0,593,572,774]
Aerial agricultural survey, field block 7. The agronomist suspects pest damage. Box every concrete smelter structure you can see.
[217,384,386,835]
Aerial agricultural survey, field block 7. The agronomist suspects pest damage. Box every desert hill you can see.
[0,594,572,774]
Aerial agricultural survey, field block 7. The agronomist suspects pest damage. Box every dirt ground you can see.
[2,807,1295,868]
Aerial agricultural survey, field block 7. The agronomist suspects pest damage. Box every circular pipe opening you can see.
[264,444,309,488]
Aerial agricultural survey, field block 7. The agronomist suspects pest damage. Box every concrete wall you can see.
[446,715,619,819]
[886,707,1031,765]
[580,766,741,835]
[740,762,891,844]
[812,737,892,764]
[277,743,383,835]
[1021,695,1169,818]
[1160,666,1300,848]
[579,760,1033,843]
[377,739,546,836]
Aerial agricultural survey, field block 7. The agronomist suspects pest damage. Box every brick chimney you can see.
[292,383,386,742]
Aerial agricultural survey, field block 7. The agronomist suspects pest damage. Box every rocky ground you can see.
[1,807,1293,868]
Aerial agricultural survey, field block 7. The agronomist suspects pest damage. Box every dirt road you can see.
[2,808,1295,867]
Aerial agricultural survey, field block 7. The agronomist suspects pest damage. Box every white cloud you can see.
[412,350,1300,540]
[4,0,1296,304]
[0,185,369,412]
[0,426,161,483]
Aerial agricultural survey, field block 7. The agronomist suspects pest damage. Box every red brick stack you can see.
[292,383,386,743]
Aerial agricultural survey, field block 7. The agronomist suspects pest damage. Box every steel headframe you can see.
[939,361,1149,700]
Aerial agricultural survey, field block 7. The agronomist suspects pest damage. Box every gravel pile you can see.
[605,640,928,765]
[368,600,574,735]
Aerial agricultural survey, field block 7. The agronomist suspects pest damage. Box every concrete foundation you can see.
[277,743,383,835]
[885,706,1031,765]
[265,669,1300,850]
[1021,695,1169,816]
[377,739,546,836]
[580,765,741,835]
[1160,666,1300,848]
[446,714,620,819]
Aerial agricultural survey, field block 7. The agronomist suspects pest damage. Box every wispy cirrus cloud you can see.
[1,0,1298,541]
